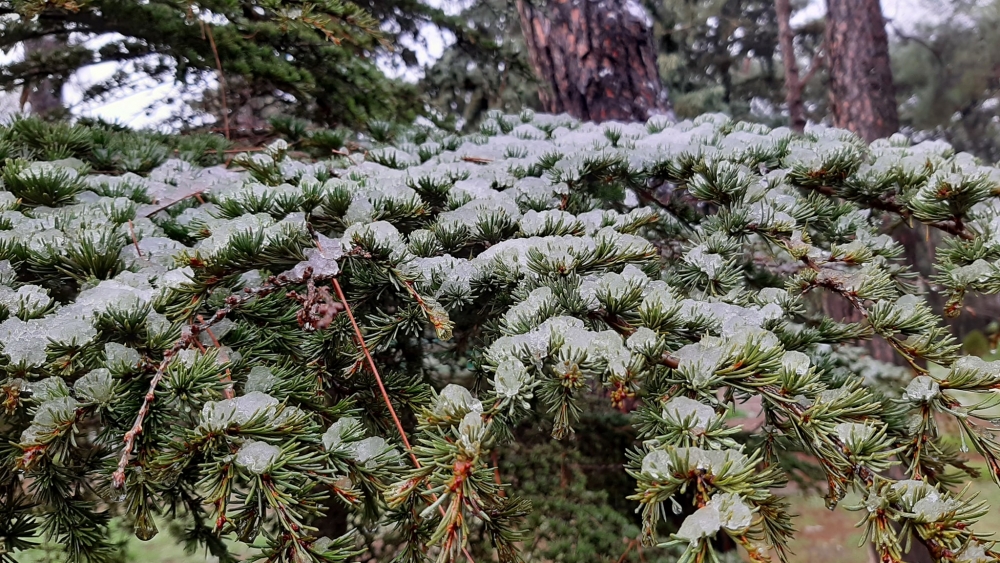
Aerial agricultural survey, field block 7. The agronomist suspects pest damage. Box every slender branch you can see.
[331,278,416,457]
[197,314,234,399]
[806,185,975,240]
[887,20,944,67]
[138,188,208,217]
[112,272,305,488]
[127,220,144,260]
[203,22,230,140]
[800,49,825,87]
[331,278,477,563]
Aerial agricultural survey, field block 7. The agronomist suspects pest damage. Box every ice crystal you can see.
[351,437,386,465]
[200,391,280,431]
[322,417,360,451]
[640,449,673,479]
[494,359,528,398]
[30,377,70,402]
[834,422,876,447]
[245,366,278,393]
[675,505,722,545]
[708,492,754,531]
[236,440,281,474]
[75,368,113,404]
[434,384,483,418]
[905,376,940,402]
[663,396,716,431]
[105,342,141,371]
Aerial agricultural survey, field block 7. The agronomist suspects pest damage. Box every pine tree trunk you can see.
[825,0,899,142]
[21,36,63,116]
[515,0,673,122]
[775,0,807,132]
[821,0,916,376]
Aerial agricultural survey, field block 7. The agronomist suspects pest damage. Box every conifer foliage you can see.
[0,0,404,128]
[4,112,1000,563]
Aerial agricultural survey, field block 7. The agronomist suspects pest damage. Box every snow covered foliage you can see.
[3,110,1000,563]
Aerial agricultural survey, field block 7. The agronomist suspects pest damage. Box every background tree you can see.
[419,0,541,129]
[892,0,1000,163]
[774,0,826,133]
[516,0,673,122]
[0,0,416,130]
[824,0,899,142]
[18,36,65,117]
[642,0,823,124]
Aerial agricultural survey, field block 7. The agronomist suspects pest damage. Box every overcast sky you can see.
[0,0,945,128]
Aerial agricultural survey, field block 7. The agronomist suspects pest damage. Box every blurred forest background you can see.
[5,0,1000,165]
[5,1,1000,562]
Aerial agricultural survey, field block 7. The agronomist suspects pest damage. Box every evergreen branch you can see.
[330,278,478,563]
[112,270,315,489]
[804,184,975,240]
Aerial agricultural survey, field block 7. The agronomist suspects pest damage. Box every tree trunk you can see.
[20,36,64,116]
[825,0,899,142]
[516,0,673,123]
[775,0,806,132]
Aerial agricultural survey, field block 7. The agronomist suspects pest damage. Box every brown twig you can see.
[332,279,416,456]
[112,272,305,489]
[616,539,637,563]
[138,189,208,217]
[203,22,230,140]
[331,278,477,563]
[127,220,145,260]
[197,314,234,399]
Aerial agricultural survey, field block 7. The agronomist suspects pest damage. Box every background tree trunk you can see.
[20,36,64,117]
[825,0,898,142]
[516,0,673,122]
[820,0,912,372]
[775,0,807,132]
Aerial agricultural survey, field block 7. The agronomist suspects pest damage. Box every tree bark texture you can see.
[825,0,899,142]
[775,0,806,132]
[516,0,673,122]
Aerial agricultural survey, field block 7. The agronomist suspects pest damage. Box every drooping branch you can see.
[112,269,323,488]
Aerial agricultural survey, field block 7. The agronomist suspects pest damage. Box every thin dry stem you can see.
[112,272,303,488]
[331,278,477,563]
[127,220,145,260]
[203,22,230,140]
[331,279,416,456]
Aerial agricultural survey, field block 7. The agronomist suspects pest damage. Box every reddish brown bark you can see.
[825,0,899,142]
[775,0,806,132]
[516,0,673,122]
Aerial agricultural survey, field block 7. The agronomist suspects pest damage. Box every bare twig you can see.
[138,189,207,217]
[616,539,637,563]
[127,220,145,260]
[203,22,230,140]
[197,314,234,399]
[331,278,477,563]
[332,279,416,456]
[112,272,304,488]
